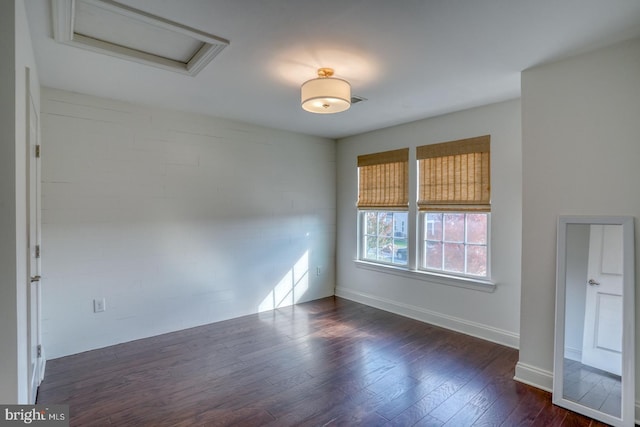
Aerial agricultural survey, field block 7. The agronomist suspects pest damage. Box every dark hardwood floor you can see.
[37,297,607,426]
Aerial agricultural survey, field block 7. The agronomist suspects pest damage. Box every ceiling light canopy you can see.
[301,68,351,114]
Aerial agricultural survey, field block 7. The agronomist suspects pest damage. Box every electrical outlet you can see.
[316,266,321,276]
[94,298,106,313]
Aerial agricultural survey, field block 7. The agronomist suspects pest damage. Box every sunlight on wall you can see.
[259,250,310,312]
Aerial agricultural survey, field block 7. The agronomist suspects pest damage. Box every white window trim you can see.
[356,209,494,292]
[354,259,496,292]
[357,210,410,267]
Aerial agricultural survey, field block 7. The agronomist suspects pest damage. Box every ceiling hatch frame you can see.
[52,0,229,76]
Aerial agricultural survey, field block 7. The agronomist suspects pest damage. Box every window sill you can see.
[353,260,496,293]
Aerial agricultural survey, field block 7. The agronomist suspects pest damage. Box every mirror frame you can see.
[553,215,635,426]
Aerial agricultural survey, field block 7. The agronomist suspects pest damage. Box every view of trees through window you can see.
[362,211,408,266]
[422,213,488,277]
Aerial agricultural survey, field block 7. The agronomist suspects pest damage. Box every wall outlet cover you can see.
[94,298,106,313]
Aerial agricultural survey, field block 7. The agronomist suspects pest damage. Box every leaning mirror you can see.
[553,216,635,426]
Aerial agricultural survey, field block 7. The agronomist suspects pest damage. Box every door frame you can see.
[26,66,44,403]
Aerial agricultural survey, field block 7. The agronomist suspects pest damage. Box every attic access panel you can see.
[52,0,229,76]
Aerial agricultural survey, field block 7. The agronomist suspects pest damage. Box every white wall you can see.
[335,99,522,348]
[518,38,640,394]
[40,88,336,358]
[0,0,40,404]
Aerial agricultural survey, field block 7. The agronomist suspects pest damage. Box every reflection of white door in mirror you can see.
[553,216,634,427]
[582,224,622,375]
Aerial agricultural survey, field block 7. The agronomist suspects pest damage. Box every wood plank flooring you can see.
[37,297,607,426]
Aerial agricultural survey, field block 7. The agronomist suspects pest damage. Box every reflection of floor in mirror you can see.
[563,358,621,417]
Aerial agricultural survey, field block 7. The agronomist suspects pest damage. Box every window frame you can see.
[355,208,495,292]
[358,210,409,267]
[354,138,495,292]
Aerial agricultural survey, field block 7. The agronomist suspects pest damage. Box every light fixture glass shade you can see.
[301,76,351,114]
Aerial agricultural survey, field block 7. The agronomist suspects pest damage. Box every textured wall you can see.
[40,88,336,358]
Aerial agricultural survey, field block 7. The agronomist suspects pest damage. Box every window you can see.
[422,212,489,277]
[417,135,491,278]
[357,148,409,267]
[361,211,408,265]
[355,136,491,282]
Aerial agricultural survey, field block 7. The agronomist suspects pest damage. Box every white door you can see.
[27,83,42,403]
[581,224,623,375]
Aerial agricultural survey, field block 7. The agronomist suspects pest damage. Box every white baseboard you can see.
[334,286,519,349]
[39,353,46,383]
[513,361,553,392]
[564,346,581,362]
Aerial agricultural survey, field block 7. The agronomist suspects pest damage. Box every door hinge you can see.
[35,245,40,259]
[35,145,41,158]
[37,345,42,358]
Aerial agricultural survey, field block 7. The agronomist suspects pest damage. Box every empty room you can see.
[2,0,640,426]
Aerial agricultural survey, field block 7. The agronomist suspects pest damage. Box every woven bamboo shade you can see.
[357,148,409,209]
[417,135,490,211]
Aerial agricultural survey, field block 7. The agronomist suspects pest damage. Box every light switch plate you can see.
[94,298,106,313]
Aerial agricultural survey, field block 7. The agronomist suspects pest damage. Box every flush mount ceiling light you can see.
[52,0,229,76]
[301,68,351,114]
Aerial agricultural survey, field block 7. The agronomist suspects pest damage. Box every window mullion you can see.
[464,213,468,275]
[407,147,417,270]
[441,217,446,273]
[376,212,380,261]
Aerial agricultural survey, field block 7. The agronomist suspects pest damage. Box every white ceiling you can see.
[25,0,640,139]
